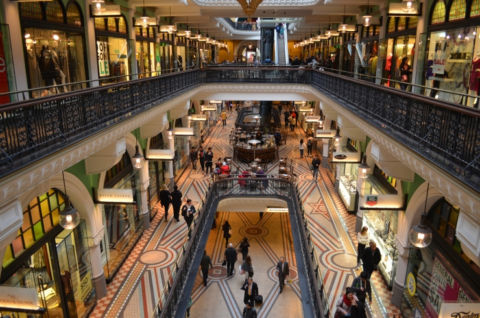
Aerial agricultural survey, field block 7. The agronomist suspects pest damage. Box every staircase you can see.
[277,35,287,65]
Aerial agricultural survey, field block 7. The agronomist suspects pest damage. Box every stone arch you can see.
[235,40,258,59]
[18,171,103,243]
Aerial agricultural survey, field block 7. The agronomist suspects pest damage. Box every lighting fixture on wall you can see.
[132,131,144,170]
[91,0,103,9]
[409,183,433,248]
[60,171,80,230]
[358,154,369,178]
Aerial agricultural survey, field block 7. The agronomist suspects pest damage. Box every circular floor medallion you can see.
[240,226,268,237]
[208,265,228,279]
[326,251,357,270]
[139,247,177,268]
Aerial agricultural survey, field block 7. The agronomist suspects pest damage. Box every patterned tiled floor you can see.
[90,108,400,318]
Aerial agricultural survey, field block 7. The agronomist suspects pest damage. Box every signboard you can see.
[432,38,447,75]
[96,41,110,77]
[90,4,121,16]
[366,195,378,206]
[0,286,42,311]
[0,29,10,104]
[426,258,472,317]
[315,129,335,138]
[439,303,480,318]
[407,272,417,297]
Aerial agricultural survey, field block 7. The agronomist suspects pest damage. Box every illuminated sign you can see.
[90,4,121,16]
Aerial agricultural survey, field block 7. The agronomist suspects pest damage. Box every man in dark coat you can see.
[312,155,321,180]
[190,147,198,170]
[361,241,381,279]
[242,277,258,306]
[159,185,171,222]
[276,256,289,293]
[224,243,237,276]
[200,250,212,286]
[242,302,257,318]
[170,185,182,222]
[351,271,372,304]
[205,147,214,174]
[182,199,196,228]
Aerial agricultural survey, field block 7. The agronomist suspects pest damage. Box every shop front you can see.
[98,152,143,281]
[159,33,173,72]
[383,16,417,89]
[358,25,380,79]
[173,117,190,174]
[341,32,356,73]
[359,164,404,288]
[176,36,186,70]
[135,26,158,77]
[332,138,361,213]
[147,133,166,219]
[422,0,480,107]
[0,25,12,104]
[1,189,96,317]
[401,197,480,317]
[20,0,87,97]
[95,15,130,83]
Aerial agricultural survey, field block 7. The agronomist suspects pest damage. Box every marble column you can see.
[127,8,138,79]
[375,4,388,85]
[138,162,150,228]
[411,0,427,93]
[88,226,107,298]
[84,0,99,87]
[166,130,175,188]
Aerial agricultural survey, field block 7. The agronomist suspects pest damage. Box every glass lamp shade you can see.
[160,24,177,34]
[363,15,372,27]
[334,128,341,143]
[60,205,80,230]
[133,145,143,170]
[409,223,432,248]
[358,155,369,178]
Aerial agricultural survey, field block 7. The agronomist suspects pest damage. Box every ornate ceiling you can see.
[191,0,320,6]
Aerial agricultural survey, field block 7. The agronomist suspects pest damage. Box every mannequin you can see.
[470,55,480,108]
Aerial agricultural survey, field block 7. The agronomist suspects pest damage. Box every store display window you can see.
[1,189,95,317]
[431,0,446,24]
[471,0,480,17]
[0,26,12,105]
[337,163,359,212]
[20,0,87,97]
[173,118,189,173]
[102,153,143,281]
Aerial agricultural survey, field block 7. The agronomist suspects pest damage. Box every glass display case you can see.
[336,163,359,212]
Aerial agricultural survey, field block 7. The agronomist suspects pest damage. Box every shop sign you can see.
[366,195,378,206]
[426,258,472,317]
[90,4,121,17]
[96,41,110,77]
[0,286,42,311]
[432,37,447,75]
[0,30,10,104]
[407,272,417,297]
[439,303,480,318]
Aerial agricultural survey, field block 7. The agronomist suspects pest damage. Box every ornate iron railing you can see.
[0,70,202,178]
[159,177,326,318]
[0,66,479,192]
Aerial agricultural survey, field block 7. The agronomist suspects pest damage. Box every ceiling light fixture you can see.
[59,171,80,230]
[363,0,372,27]
[237,0,264,16]
[408,183,433,248]
[160,6,177,33]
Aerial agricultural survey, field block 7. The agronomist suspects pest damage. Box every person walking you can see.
[221,110,228,127]
[284,110,290,128]
[182,199,196,228]
[198,146,205,172]
[190,147,198,170]
[225,243,238,276]
[242,277,258,306]
[242,302,258,318]
[205,147,214,174]
[159,184,171,222]
[351,271,372,304]
[170,185,182,222]
[289,114,295,131]
[241,255,254,278]
[222,220,232,248]
[361,241,381,279]
[299,139,305,158]
[307,137,313,156]
[357,226,369,266]
[311,155,321,180]
[239,237,250,261]
[335,288,359,318]
[276,256,289,293]
[200,250,212,286]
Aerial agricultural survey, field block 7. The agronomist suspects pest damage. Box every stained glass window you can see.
[388,17,396,33]
[471,0,480,17]
[19,3,43,20]
[95,17,106,30]
[2,189,65,268]
[431,0,446,24]
[108,17,117,32]
[66,3,82,27]
[449,0,466,21]
[45,0,64,24]
[408,16,418,29]
[118,16,127,34]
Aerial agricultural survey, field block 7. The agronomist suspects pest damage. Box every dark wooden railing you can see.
[0,66,479,192]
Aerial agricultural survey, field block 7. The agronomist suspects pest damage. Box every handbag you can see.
[254,294,263,305]
[239,265,245,275]
[222,260,226,266]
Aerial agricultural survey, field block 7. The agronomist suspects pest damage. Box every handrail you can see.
[159,177,326,318]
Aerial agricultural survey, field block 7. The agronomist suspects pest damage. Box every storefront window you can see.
[1,190,95,318]
[102,153,143,281]
[471,0,480,17]
[424,28,476,104]
[448,0,466,21]
[20,0,87,97]
[431,0,446,24]
[0,26,11,104]
[398,17,407,32]
[387,17,396,33]
[407,16,418,29]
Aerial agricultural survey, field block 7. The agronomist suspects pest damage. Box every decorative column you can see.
[354,30,361,78]
[88,221,107,298]
[166,130,175,188]
[391,210,410,306]
[127,8,138,79]
[172,34,178,71]
[138,161,150,228]
[322,139,329,167]
[411,0,427,93]
[84,0,99,87]
[375,4,388,84]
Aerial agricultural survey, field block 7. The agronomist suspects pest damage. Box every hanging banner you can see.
[0,29,10,104]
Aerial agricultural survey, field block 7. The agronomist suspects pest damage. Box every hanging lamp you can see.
[358,154,370,178]
[338,5,356,33]
[132,130,144,170]
[59,171,80,230]
[160,7,177,34]
[362,0,372,27]
[409,183,433,248]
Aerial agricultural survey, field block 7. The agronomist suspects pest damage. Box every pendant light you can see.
[363,0,372,27]
[60,171,80,230]
[133,131,143,170]
[160,7,177,34]
[338,5,356,33]
[409,183,433,248]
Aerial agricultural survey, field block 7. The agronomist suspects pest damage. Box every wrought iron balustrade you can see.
[159,177,326,318]
[0,70,202,178]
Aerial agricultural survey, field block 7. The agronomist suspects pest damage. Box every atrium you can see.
[0,0,479,317]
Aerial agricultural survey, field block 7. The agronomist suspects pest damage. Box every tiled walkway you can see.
[90,108,400,318]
